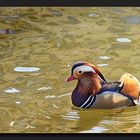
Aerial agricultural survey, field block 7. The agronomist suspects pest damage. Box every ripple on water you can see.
[47,8,63,17]
[0,29,16,34]
[9,121,15,127]
[37,87,52,91]
[4,88,20,93]
[116,38,131,43]
[14,67,40,72]
[57,93,71,98]
[80,126,108,133]
[66,64,71,67]
[53,104,59,109]
[124,16,140,24]
[62,111,80,121]
[88,13,100,18]
[97,64,109,67]
[67,16,80,24]
[99,56,111,60]
[15,101,21,105]
[0,15,20,19]
[101,120,119,124]
[45,95,56,99]
[25,125,36,129]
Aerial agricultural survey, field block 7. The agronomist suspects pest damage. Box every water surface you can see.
[0,7,140,133]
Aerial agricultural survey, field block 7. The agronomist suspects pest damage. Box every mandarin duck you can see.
[65,62,140,109]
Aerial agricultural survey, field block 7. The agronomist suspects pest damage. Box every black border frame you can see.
[0,1,140,140]
[1,133,140,140]
[0,0,140,6]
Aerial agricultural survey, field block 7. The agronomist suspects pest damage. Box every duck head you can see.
[65,62,106,95]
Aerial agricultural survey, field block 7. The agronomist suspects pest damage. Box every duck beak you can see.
[65,75,76,83]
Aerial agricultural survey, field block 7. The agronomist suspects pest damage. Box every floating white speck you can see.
[15,101,21,104]
[37,87,52,91]
[4,88,20,93]
[66,64,71,67]
[116,38,131,43]
[14,67,40,72]
[88,13,99,17]
[9,121,15,127]
[99,56,111,60]
[97,64,109,67]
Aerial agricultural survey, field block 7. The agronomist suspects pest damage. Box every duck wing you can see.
[98,81,123,94]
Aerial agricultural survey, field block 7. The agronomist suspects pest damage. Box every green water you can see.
[0,7,140,133]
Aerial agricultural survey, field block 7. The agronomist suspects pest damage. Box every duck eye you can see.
[79,70,82,74]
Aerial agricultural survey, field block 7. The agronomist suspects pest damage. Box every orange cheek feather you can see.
[120,73,140,100]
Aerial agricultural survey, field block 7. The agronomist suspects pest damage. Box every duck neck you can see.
[71,73,103,108]
[78,73,102,95]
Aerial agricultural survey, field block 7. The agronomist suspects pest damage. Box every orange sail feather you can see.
[120,73,140,100]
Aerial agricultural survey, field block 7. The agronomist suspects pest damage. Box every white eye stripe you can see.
[73,65,106,83]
